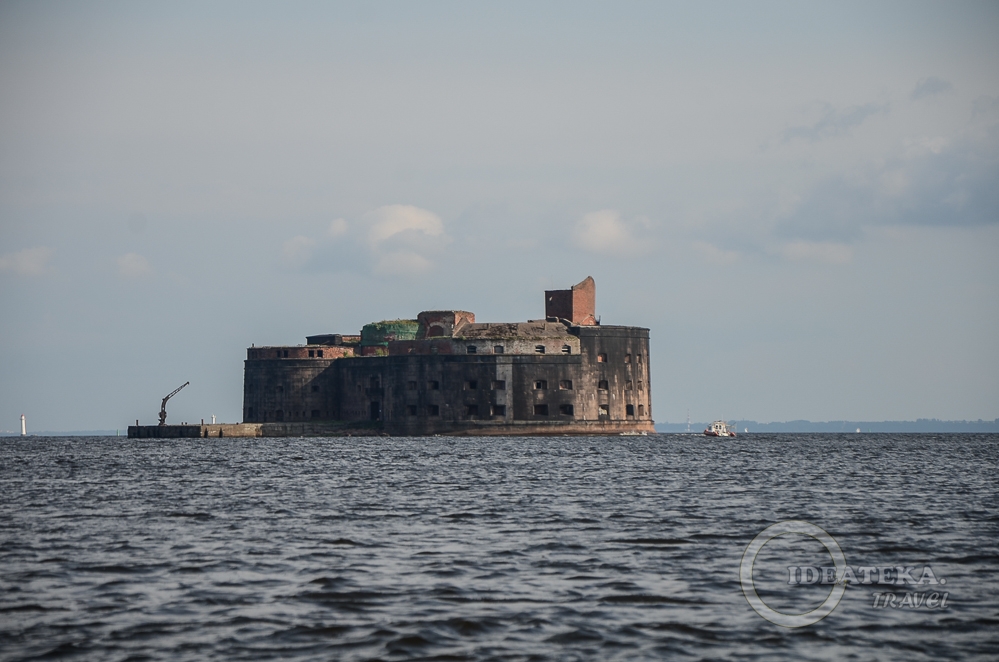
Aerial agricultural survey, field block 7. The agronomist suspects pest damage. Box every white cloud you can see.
[117,252,153,278]
[364,204,444,249]
[778,240,852,264]
[327,217,348,238]
[280,235,316,269]
[573,210,642,256]
[281,205,448,276]
[0,246,52,276]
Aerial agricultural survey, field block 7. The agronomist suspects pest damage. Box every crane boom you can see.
[158,381,190,426]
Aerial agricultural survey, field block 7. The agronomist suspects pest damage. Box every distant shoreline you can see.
[657,419,999,433]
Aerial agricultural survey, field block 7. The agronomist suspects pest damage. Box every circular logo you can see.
[740,520,846,627]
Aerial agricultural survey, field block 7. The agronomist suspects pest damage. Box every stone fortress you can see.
[130,277,653,437]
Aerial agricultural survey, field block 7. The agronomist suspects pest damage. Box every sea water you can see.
[1,434,997,660]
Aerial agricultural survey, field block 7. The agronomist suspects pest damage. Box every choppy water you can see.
[1,434,997,661]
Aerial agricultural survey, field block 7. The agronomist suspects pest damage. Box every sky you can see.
[1,1,997,431]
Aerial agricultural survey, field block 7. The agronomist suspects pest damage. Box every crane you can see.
[158,382,190,426]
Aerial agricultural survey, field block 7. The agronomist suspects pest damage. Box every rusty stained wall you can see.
[240,323,652,432]
[573,325,652,421]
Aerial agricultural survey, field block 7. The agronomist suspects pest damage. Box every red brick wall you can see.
[545,276,596,325]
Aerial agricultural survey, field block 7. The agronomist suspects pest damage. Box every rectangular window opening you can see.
[534,379,548,390]
[599,404,609,419]
[625,354,632,363]
[311,409,320,419]
[465,380,478,390]
[626,404,635,417]
[317,350,323,358]
[598,379,609,390]
[308,350,315,357]
[597,352,607,363]
[467,345,477,354]
[427,404,440,416]
[534,404,549,416]
[559,380,573,390]
[429,380,440,390]
[626,380,633,390]
[465,404,479,417]
[638,404,645,416]
[493,345,504,354]
[491,404,506,417]
[561,345,571,354]
[491,380,506,390]
[535,345,546,354]
[559,404,574,416]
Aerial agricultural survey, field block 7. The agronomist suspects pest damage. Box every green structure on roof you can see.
[360,320,420,347]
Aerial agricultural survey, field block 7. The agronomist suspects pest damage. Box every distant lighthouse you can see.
[21,414,26,436]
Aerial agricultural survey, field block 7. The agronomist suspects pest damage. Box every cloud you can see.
[572,210,648,256]
[117,252,152,278]
[282,205,450,277]
[778,240,852,264]
[327,217,348,238]
[0,246,52,276]
[782,103,887,142]
[902,136,948,157]
[772,129,999,244]
[911,77,953,101]
[280,236,317,269]
[364,205,444,249]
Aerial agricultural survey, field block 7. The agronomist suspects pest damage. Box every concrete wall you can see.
[242,356,338,423]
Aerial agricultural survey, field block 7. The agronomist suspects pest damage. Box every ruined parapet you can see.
[307,334,361,346]
[247,345,353,360]
[416,311,476,339]
[545,276,597,326]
